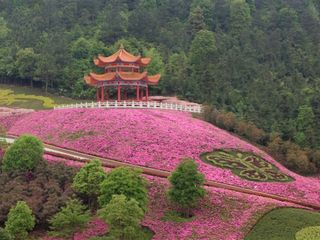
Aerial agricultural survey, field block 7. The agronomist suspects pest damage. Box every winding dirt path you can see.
[3,135,320,211]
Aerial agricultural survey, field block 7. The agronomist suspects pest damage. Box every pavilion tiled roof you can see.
[84,72,161,86]
[94,47,151,67]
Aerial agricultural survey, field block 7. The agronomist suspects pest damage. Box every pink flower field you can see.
[144,176,295,240]
[42,158,296,240]
[1,108,320,206]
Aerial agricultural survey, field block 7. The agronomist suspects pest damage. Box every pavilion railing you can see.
[54,101,202,113]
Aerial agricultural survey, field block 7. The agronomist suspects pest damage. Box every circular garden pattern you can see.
[200,150,294,182]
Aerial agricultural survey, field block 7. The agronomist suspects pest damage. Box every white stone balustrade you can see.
[54,101,202,113]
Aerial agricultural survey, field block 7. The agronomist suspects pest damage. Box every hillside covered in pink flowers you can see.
[2,108,319,207]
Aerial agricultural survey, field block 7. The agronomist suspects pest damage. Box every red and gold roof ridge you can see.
[94,45,151,67]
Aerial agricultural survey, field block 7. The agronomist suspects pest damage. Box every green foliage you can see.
[167,159,205,216]
[144,48,165,75]
[202,106,319,175]
[15,48,38,86]
[229,0,252,35]
[99,167,148,212]
[49,199,90,238]
[2,135,44,172]
[72,159,107,210]
[98,194,145,240]
[5,201,35,240]
[189,30,216,67]
[295,226,320,240]
[188,6,206,37]
[1,0,320,153]
[294,105,316,147]
[0,227,12,240]
[245,208,320,240]
[0,17,9,40]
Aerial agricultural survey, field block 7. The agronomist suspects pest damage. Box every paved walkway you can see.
[2,136,320,211]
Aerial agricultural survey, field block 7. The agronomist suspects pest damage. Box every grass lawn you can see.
[0,84,82,110]
[245,208,320,240]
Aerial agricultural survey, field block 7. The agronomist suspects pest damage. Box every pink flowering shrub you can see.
[6,108,320,206]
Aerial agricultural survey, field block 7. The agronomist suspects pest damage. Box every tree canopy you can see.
[168,159,205,216]
[0,0,320,151]
[2,135,44,172]
[49,199,90,238]
[98,194,145,240]
[5,201,35,240]
[72,159,107,210]
[99,167,148,212]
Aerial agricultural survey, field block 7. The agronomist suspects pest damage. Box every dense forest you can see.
[0,0,320,151]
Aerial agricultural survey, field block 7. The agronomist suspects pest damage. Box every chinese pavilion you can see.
[84,45,161,102]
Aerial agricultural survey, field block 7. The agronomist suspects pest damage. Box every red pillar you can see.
[96,87,100,102]
[140,88,144,101]
[136,84,140,101]
[146,86,149,101]
[106,86,108,101]
[117,83,121,102]
[101,86,104,102]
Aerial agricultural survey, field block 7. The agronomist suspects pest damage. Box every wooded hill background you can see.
[0,0,320,151]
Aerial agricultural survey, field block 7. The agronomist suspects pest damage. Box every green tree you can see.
[294,105,316,147]
[229,0,252,35]
[15,48,38,87]
[98,0,129,43]
[35,32,60,92]
[5,201,35,240]
[98,194,144,240]
[164,52,188,95]
[188,30,217,101]
[188,6,206,38]
[2,135,44,172]
[72,159,107,210]
[0,17,9,41]
[167,159,205,216]
[49,199,90,238]
[144,47,165,75]
[189,30,216,67]
[98,167,148,212]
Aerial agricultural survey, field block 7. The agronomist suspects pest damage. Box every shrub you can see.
[295,226,320,240]
[286,149,317,175]
[216,111,237,131]
[99,167,148,212]
[0,161,75,226]
[72,159,107,210]
[0,227,12,240]
[49,199,90,238]
[167,158,205,217]
[308,150,320,169]
[5,201,35,240]
[2,135,44,172]
[98,194,144,240]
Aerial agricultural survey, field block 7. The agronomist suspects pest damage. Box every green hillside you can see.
[0,0,320,150]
